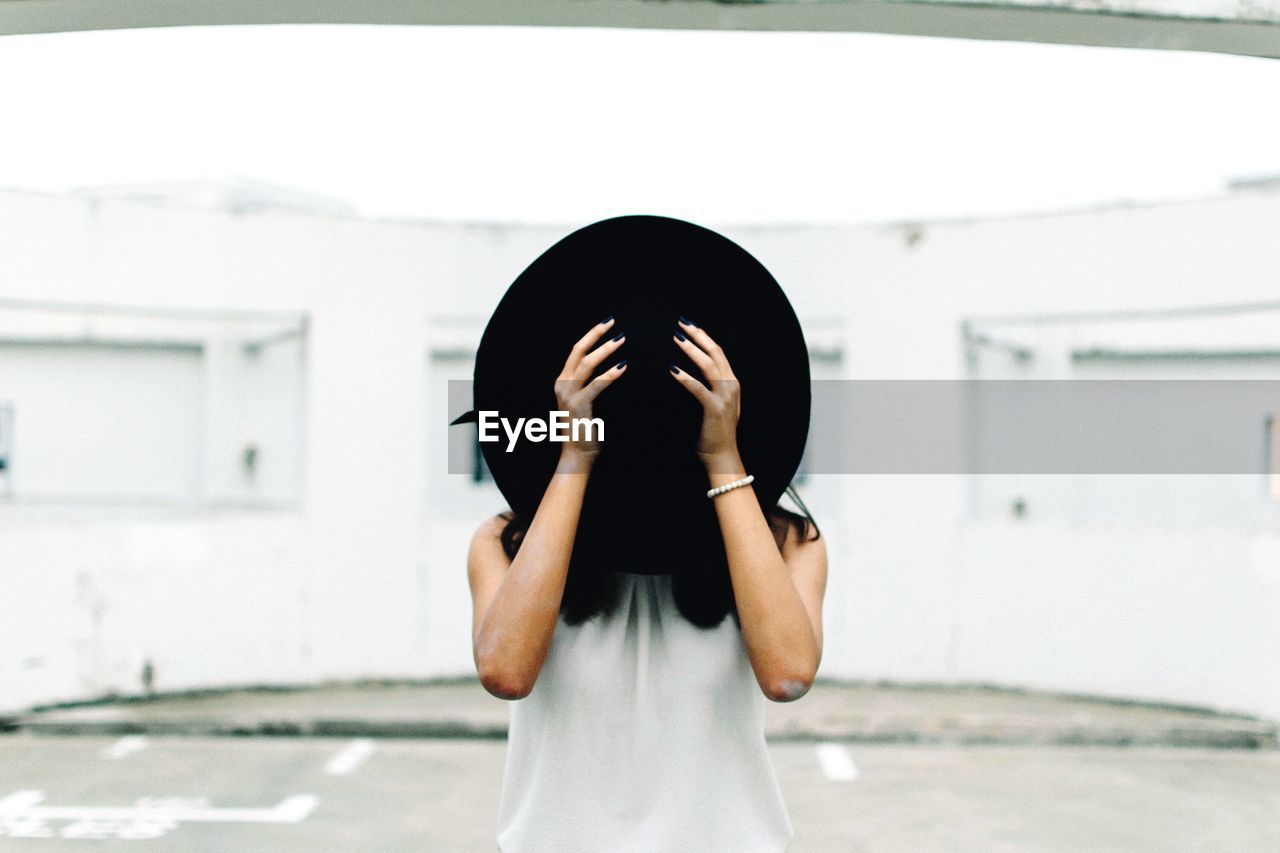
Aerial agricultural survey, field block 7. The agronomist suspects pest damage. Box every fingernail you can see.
[673,330,686,342]
[616,359,628,369]
[601,314,614,324]
[612,332,625,342]
[678,315,694,327]
[669,363,681,374]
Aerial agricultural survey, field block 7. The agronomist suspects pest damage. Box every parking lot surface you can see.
[2,734,1278,851]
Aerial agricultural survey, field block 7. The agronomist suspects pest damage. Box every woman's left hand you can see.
[669,317,743,470]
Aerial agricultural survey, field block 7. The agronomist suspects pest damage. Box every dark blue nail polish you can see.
[600,314,614,325]
[616,359,628,369]
[669,363,681,374]
[674,330,686,342]
[612,332,624,342]
[678,315,694,327]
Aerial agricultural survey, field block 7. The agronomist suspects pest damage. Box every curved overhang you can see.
[0,0,1278,60]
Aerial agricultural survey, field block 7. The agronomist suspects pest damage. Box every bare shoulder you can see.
[468,514,512,611]
[472,512,509,543]
[772,510,825,556]
[469,513,511,560]
[780,517,828,570]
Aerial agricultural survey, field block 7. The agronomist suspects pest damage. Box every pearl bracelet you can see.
[706,474,755,499]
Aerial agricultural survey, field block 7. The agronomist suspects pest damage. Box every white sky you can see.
[1,24,1278,224]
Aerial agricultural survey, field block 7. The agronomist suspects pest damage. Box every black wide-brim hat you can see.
[456,214,810,578]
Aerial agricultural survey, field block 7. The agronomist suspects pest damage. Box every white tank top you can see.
[496,571,794,852]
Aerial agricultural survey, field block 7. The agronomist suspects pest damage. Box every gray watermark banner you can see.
[447,379,1280,475]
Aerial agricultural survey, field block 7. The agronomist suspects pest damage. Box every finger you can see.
[580,358,628,403]
[577,331,625,379]
[673,331,717,380]
[562,316,616,376]
[668,363,714,407]
[677,317,734,379]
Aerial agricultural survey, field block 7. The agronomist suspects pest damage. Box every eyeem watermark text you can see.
[478,411,604,452]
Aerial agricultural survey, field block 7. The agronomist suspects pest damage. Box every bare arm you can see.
[707,462,827,702]
[467,317,626,700]
[671,316,828,702]
[468,456,592,699]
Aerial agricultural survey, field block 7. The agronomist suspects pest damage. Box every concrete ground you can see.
[7,679,1276,748]
[1,735,1278,851]
[3,680,1278,850]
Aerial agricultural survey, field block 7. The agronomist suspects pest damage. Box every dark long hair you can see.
[497,484,820,630]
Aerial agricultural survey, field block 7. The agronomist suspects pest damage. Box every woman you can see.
[467,308,828,852]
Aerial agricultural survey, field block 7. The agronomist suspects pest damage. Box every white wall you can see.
[0,342,204,500]
[0,308,306,507]
[2,187,1279,721]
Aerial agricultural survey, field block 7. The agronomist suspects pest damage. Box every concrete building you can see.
[2,179,1278,721]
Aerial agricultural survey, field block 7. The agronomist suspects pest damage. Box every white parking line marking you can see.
[325,738,375,776]
[815,742,859,781]
[0,790,319,840]
[102,736,149,760]
[3,793,318,823]
[270,795,321,822]
[0,790,45,812]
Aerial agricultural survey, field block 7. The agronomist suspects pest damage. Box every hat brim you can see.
[469,214,810,577]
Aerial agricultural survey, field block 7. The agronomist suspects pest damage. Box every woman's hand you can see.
[554,316,627,469]
[669,316,743,472]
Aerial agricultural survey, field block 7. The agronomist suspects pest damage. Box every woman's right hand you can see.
[553,316,627,469]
